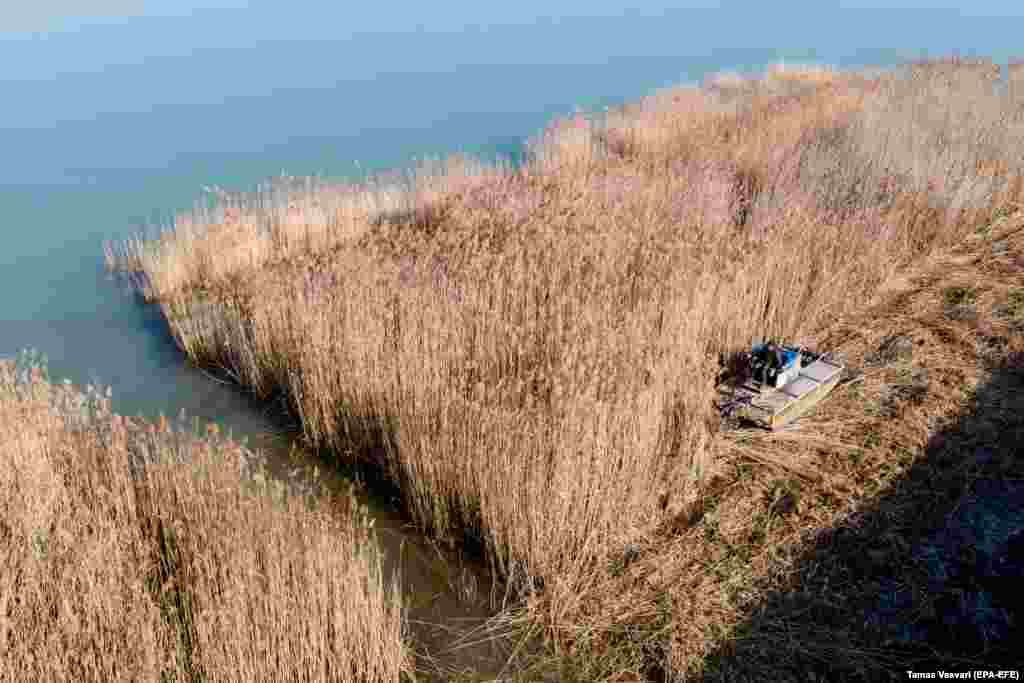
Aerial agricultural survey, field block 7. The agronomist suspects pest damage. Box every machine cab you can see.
[749,341,801,390]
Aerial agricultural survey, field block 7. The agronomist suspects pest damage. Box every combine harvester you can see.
[717,341,844,430]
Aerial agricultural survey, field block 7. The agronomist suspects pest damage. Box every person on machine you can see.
[762,341,789,387]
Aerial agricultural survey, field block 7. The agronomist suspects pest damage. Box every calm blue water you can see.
[0,3,1019,442]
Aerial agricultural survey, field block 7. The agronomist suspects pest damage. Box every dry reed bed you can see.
[489,211,1024,680]
[110,57,1024,679]
[658,211,1024,680]
[0,354,407,682]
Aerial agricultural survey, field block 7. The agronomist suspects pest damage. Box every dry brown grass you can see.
[661,208,1024,681]
[0,354,408,682]
[109,55,1024,680]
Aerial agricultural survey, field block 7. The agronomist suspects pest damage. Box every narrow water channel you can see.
[113,276,522,677]
[146,307,520,677]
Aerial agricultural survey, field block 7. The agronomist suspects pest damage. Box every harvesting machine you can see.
[717,341,844,430]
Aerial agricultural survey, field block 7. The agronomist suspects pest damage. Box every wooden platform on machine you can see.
[718,355,844,430]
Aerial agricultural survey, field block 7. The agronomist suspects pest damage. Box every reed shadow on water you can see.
[261,403,527,681]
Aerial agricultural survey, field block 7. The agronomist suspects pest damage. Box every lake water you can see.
[1,3,1020,674]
